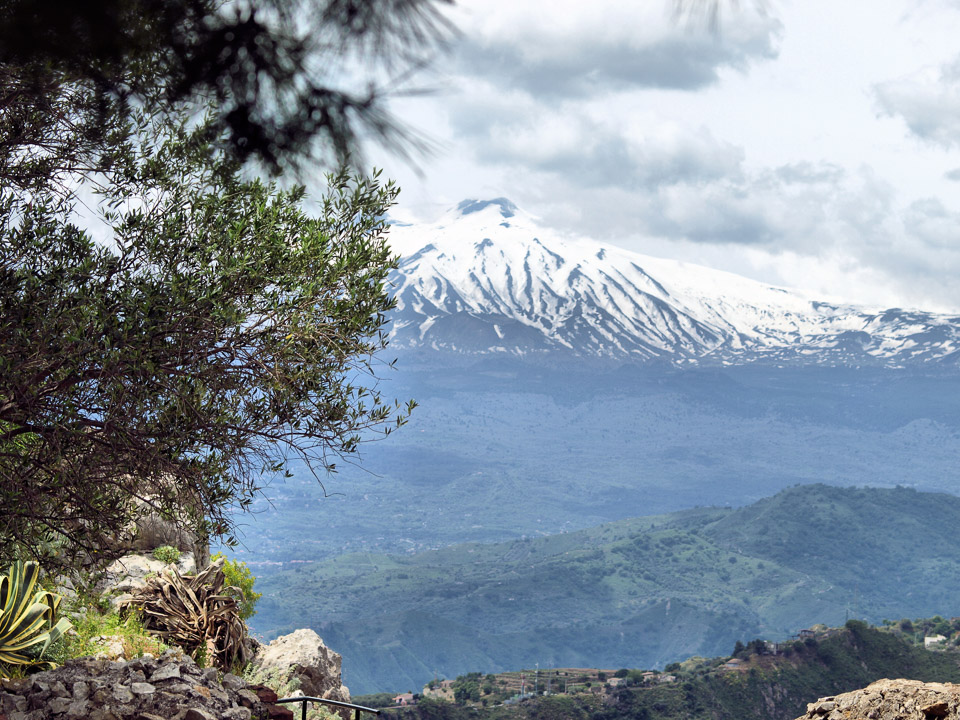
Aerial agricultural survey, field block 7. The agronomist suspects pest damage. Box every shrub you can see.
[212,552,262,621]
[152,546,182,564]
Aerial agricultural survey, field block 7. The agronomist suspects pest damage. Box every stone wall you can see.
[0,649,295,720]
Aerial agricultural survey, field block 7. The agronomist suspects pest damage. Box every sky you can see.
[361,0,960,313]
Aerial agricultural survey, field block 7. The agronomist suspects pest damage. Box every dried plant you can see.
[120,559,246,670]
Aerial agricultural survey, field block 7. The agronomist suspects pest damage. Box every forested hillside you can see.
[253,485,960,692]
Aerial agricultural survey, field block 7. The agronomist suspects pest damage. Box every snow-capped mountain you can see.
[386,198,960,367]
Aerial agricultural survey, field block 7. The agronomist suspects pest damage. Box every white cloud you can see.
[443,79,744,191]
[448,0,782,94]
[903,197,960,248]
[874,55,960,148]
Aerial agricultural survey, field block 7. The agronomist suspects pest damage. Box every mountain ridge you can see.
[386,199,960,367]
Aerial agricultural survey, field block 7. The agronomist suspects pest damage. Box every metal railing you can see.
[276,695,382,720]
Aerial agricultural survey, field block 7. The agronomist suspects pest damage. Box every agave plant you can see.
[0,560,72,668]
[121,559,247,670]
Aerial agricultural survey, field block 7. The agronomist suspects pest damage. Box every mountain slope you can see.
[252,485,960,693]
[386,199,960,366]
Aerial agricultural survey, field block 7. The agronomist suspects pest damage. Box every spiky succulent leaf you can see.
[0,561,72,668]
[121,559,247,670]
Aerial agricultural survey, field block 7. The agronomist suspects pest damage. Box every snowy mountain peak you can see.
[386,202,960,367]
[455,197,518,219]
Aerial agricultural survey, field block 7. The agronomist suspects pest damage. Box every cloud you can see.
[902,197,960,249]
[642,165,875,248]
[874,55,960,148]
[774,162,845,186]
[443,79,744,192]
[448,1,782,95]
[381,0,960,313]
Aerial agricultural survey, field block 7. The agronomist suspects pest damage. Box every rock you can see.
[93,634,128,660]
[129,513,199,558]
[251,628,351,707]
[148,664,181,683]
[795,679,960,720]
[112,685,135,704]
[97,552,197,608]
[808,700,837,714]
[180,709,216,720]
[248,685,296,720]
[253,686,280,704]
[237,689,260,708]
[181,708,217,720]
[222,708,253,720]
[47,697,72,714]
[221,673,245,692]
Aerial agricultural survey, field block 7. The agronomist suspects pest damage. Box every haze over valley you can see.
[232,201,960,692]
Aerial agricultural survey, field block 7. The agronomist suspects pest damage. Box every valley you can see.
[229,361,960,564]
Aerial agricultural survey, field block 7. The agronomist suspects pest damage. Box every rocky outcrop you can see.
[130,512,207,567]
[251,629,351,707]
[0,648,295,720]
[96,551,198,610]
[796,679,960,720]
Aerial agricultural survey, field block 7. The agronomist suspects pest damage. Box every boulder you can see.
[251,629,351,711]
[795,679,960,720]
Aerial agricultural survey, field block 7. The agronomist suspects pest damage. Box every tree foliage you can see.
[0,109,413,567]
[0,0,454,173]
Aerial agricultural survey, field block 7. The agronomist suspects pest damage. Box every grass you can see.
[59,607,169,662]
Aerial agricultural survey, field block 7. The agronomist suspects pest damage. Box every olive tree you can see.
[0,116,413,568]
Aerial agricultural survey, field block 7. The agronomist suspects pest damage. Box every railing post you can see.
[301,698,307,720]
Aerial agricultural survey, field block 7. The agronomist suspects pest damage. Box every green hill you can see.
[388,622,960,720]
[252,485,960,693]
